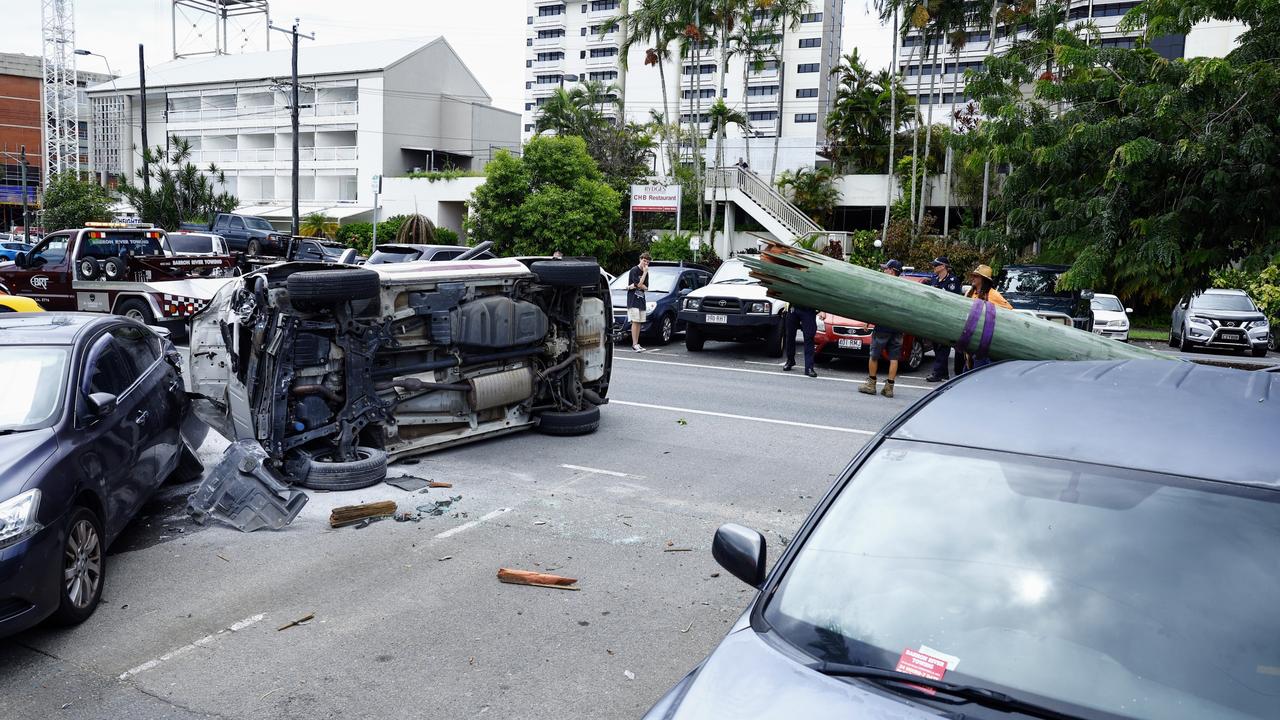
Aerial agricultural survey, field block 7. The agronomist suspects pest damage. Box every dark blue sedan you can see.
[0,313,200,637]
[647,360,1280,720]
[610,262,711,345]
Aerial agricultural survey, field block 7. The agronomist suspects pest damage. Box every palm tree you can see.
[607,1,681,173]
[776,165,838,228]
[300,212,338,239]
[765,0,811,183]
[731,10,774,165]
[824,50,916,173]
[914,0,969,229]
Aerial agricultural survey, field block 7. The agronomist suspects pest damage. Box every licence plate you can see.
[706,314,728,324]
[838,338,863,349]
[1220,332,1242,341]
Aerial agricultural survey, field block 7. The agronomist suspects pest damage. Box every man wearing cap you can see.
[960,263,1013,371]
[859,259,906,398]
[923,256,963,382]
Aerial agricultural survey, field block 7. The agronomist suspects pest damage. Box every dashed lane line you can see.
[614,356,934,391]
[611,400,876,435]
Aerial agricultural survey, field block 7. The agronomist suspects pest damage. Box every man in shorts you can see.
[627,252,651,352]
[858,259,905,398]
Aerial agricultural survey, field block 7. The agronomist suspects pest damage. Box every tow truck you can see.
[0,223,238,332]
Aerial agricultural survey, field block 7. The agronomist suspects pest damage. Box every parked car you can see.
[996,264,1094,331]
[1090,293,1132,341]
[646,359,1280,720]
[678,257,789,356]
[288,237,363,265]
[812,273,929,371]
[367,244,496,264]
[182,213,289,256]
[0,239,34,262]
[163,230,229,257]
[0,293,43,312]
[610,261,712,345]
[0,313,203,638]
[1170,288,1270,356]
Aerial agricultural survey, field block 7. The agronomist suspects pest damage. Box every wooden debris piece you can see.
[429,481,453,488]
[497,567,580,590]
[277,613,315,631]
[329,501,397,528]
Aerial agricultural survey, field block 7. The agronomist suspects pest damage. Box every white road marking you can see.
[434,507,512,539]
[615,356,933,390]
[612,400,875,435]
[119,614,265,680]
[743,360,782,367]
[560,464,631,478]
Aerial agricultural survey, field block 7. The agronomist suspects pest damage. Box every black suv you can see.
[996,264,1094,331]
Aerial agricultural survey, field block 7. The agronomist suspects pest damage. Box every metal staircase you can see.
[705,166,849,251]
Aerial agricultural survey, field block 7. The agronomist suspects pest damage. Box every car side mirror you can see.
[87,392,117,420]
[1125,308,1133,314]
[713,523,767,588]
[12,251,26,267]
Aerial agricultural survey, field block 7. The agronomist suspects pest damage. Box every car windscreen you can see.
[997,268,1072,297]
[1091,296,1124,312]
[609,267,680,293]
[167,235,215,253]
[709,260,754,285]
[317,244,346,258]
[763,440,1280,720]
[1193,293,1257,312]
[0,346,69,432]
[368,247,422,264]
[244,217,274,231]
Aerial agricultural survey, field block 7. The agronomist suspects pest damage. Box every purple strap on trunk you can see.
[958,300,983,351]
[957,298,999,359]
[977,301,997,359]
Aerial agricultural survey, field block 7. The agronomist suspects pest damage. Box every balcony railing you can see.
[192,146,358,163]
[167,100,357,123]
[532,35,566,48]
[533,59,565,71]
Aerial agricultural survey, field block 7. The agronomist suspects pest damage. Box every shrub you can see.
[434,227,459,246]
[1213,264,1280,326]
[649,232,695,263]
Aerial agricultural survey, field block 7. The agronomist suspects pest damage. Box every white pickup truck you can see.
[677,257,789,357]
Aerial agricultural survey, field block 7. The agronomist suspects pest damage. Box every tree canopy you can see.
[823,49,917,174]
[40,173,114,232]
[118,136,238,230]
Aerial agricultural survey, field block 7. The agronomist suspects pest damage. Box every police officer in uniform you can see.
[782,305,818,377]
[923,256,963,382]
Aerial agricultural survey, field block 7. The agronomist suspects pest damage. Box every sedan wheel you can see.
[657,315,674,345]
[904,338,925,372]
[50,507,105,625]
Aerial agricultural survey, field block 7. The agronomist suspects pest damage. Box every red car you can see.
[812,273,928,371]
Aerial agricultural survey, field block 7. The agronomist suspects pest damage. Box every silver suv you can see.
[1170,288,1270,356]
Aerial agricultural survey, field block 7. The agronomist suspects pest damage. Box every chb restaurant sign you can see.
[630,184,681,213]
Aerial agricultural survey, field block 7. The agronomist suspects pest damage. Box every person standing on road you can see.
[783,305,818,377]
[924,256,963,383]
[627,252,652,352]
[959,264,1014,372]
[859,259,906,398]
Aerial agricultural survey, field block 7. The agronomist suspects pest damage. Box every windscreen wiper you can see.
[814,662,1082,720]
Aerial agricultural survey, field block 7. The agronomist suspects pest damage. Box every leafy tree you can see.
[776,166,839,228]
[823,49,918,173]
[466,136,621,258]
[40,173,114,231]
[964,0,1280,305]
[300,212,338,238]
[435,227,459,246]
[649,231,697,262]
[118,136,238,230]
[1213,263,1279,331]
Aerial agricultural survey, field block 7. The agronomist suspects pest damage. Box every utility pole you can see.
[270,19,315,237]
[139,44,150,193]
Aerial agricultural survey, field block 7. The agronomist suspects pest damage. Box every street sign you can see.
[630,184,681,213]
[688,235,700,251]
[371,174,382,194]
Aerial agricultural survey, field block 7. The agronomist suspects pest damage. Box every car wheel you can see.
[1251,346,1267,358]
[904,338,925,372]
[102,256,127,281]
[299,446,388,491]
[656,314,674,345]
[77,258,100,280]
[115,298,155,325]
[529,260,601,287]
[1178,326,1193,353]
[764,314,788,358]
[685,323,705,351]
[1168,331,1177,348]
[286,268,380,311]
[536,404,601,436]
[247,239,262,257]
[49,507,105,626]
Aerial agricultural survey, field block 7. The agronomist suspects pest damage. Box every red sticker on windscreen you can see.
[894,648,948,695]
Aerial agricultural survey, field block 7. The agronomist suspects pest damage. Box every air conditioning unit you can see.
[412,167,423,173]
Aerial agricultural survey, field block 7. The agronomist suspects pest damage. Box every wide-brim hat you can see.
[969,264,994,282]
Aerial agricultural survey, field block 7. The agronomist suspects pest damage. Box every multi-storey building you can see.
[521,0,844,176]
[86,37,519,226]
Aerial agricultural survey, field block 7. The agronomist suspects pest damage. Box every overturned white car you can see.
[188,250,612,504]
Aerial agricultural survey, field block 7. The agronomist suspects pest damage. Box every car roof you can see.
[1199,288,1246,296]
[892,360,1280,489]
[0,312,116,345]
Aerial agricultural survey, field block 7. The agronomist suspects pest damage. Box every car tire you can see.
[1178,327,1193,353]
[115,298,155,325]
[48,506,105,627]
[655,314,674,345]
[1251,346,1267,358]
[536,404,601,436]
[287,268,380,311]
[764,313,788,358]
[1167,331,1177,348]
[102,256,127,281]
[78,258,100,280]
[299,446,388,491]
[685,323,705,351]
[904,338,925,371]
[247,239,262,257]
[529,260,600,287]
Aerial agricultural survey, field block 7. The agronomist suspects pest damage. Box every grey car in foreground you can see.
[647,360,1280,720]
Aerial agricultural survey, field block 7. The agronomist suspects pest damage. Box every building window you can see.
[800,12,822,22]
[794,113,817,123]
[525,103,534,111]
[682,88,718,99]
[750,59,779,73]
[795,88,818,98]
[581,27,588,35]
[527,38,533,46]
[581,3,587,11]
[588,70,618,81]
[746,85,779,96]
[1099,36,1138,49]
[748,111,778,122]
[797,63,820,73]
[526,81,533,89]
[679,113,710,123]
[1150,33,1185,59]
[589,47,618,58]
[536,74,564,84]
[538,5,566,17]
[537,28,565,38]
[755,33,781,46]
[683,63,716,76]
[525,123,535,132]
[527,16,533,24]
[527,60,533,67]
[590,0,619,10]
[798,37,821,48]
[537,51,565,61]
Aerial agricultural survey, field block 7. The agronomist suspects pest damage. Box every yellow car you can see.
[0,294,43,312]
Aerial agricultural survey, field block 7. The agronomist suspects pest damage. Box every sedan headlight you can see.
[815,316,826,332]
[684,298,700,311]
[748,301,771,314]
[0,489,41,549]
[645,301,657,314]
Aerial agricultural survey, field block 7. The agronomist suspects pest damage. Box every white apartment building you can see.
[522,0,844,176]
[894,3,1246,121]
[87,37,519,226]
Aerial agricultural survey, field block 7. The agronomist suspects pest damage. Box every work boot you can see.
[925,374,947,383]
[881,380,895,398]
[859,377,877,395]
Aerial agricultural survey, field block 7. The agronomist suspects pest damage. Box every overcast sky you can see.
[9,0,893,114]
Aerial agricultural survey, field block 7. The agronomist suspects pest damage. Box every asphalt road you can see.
[0,336,928,720]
